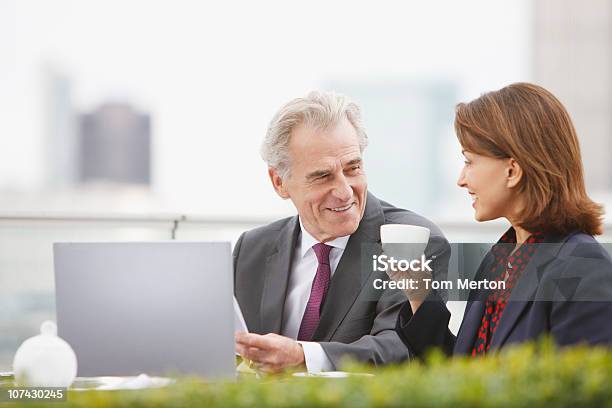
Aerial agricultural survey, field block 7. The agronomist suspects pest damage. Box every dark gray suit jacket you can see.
[233,192,451,368]
[396,231,612,357]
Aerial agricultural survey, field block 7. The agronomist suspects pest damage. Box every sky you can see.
[0,0,531,216]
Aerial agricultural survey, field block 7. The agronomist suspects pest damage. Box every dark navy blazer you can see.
[396,232,612,357]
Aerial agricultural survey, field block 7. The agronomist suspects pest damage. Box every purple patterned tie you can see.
[297,243,333,341]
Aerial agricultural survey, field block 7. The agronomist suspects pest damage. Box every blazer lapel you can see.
[259,217,300,334]
[454,300,485,354]
[489,236,566,350]
[312,192,385,341]
[454,252,495,354]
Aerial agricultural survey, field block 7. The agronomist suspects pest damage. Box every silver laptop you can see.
[53,242,235,379]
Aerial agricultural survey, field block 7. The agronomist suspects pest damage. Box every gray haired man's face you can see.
[268,117,368,243]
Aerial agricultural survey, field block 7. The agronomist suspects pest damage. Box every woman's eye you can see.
[463,160,471,165]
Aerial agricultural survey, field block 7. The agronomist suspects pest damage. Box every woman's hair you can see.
[454,82,604,236]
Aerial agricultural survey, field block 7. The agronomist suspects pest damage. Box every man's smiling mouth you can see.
[328,202,355,212]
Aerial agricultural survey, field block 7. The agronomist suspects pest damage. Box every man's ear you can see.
[268,167,290,199]
[506,158,523,189]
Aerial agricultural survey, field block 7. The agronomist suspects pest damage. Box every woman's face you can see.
[457,150,517,222]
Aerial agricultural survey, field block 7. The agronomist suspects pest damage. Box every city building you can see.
[79,103,152,186]
[534,0,612,192]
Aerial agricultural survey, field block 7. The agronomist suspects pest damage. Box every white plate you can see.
[71,374,175,391]
[292,371,374,378]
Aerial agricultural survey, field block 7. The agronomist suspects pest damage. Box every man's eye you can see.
[463,160,471,166]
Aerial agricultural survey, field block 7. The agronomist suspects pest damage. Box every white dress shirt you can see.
[280,219,350,373]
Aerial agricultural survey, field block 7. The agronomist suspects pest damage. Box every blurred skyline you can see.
[1,0,533,219]
[1,0,610,223]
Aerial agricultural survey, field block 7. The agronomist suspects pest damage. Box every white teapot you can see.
[12,321,77,387]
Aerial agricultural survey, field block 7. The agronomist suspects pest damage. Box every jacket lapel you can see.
[259,217,300,334]
[489,234,566,350]
[454,300,485,354]
[312,192,385,341]
[454,252,494,354]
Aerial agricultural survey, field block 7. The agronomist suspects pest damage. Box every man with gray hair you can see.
[234,91,450,373]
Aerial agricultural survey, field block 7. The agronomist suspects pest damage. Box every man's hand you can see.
[235,332,305,373]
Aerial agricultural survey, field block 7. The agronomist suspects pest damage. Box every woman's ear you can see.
[268,167,290,199]
[506,158,523,188]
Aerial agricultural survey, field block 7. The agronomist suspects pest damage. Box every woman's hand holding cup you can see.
[380,224,432,313]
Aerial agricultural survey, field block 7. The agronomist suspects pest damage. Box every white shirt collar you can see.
[298,218,351,259]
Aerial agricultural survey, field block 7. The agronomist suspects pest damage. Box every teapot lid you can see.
[40,321,57,336]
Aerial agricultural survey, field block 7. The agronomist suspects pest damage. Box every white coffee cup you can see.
[380,224,430,262]
[380,224,430,244]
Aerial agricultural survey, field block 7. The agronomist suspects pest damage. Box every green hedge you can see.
[3,340,612,407]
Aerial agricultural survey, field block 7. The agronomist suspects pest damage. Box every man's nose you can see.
[332,174,353,201]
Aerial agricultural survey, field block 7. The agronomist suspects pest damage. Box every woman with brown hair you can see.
[393,82,612,357]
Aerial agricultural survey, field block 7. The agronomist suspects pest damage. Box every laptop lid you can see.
[53,241,235,379]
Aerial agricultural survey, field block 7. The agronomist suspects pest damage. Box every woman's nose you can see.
[457,168,467,188]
